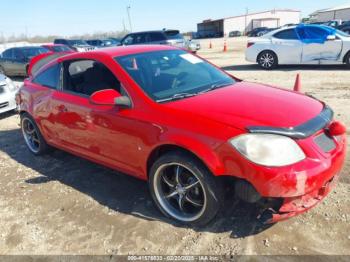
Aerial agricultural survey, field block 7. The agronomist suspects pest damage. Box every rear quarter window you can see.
[33,64,61,89]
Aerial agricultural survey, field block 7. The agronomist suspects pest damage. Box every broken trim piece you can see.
[248,105,334,139]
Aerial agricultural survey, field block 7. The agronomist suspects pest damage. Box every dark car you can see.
[54,39,95,52]
[86,39,119,48]
[121,29,187,48]
[229,31,242,37]
[0,46,50,76]
[337,21,350,34]
[247,27,269,37]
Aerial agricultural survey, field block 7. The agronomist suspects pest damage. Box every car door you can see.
[1,49,16,75]
[13,49,27,75]
[50,58,147,176]
[271,29,303,64]
[299,26,342,63]
[320,35,342,61]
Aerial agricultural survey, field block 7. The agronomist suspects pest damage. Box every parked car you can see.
[229,31,242,37]
[86,39,119,48]
[17,45,346,226]
[120,29,200,52]
[53,39,96,52]
[337,21,350,34]
[41,44,75,53]
[247,27,268,37]
[257,28,279,37]
[0,46,50,76]
[0,74,19,114]
[246,25,350,69]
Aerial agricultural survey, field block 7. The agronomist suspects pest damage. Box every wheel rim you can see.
[153,163,207,222]
[259,53,274,68]
[22,117,40,153]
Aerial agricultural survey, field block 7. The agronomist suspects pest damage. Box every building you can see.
[310,3,350,22]
[197,9,301,38]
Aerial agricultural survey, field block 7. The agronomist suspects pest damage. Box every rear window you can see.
[274,29,299,40]
[164,30,184,40]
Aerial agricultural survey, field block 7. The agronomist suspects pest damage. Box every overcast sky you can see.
[1,0,349,37]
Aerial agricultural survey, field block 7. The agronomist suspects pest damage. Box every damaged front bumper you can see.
[260,174,338,224]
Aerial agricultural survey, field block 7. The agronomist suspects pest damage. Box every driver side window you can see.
[62,59,125,97]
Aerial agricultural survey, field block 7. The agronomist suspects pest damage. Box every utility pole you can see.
[127,6,133,32]
[244,7,249,35]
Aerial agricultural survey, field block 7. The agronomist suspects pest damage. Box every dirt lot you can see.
[0,37,349,255]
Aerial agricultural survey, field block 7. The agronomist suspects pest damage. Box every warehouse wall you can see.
[317,9,350,22]
[223,10,300,35]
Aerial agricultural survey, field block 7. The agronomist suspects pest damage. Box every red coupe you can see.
[17,45,347,226]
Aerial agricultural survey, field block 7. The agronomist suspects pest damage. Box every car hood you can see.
[163,82,324,131]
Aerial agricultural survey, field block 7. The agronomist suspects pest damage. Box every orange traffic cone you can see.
[209,41,212,49]
[294,74,301,92]
[223,40,227,52]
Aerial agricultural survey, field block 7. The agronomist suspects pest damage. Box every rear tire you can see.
[21,113,50,155]
[149,152,223,227]
[257,51,278,70]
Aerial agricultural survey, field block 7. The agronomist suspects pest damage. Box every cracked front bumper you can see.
[263,173,338,224]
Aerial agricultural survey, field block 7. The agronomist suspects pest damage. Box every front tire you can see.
[149,152,223,227]
[257,51,278,70]
[21,113,50,155]
[345,52,350,68]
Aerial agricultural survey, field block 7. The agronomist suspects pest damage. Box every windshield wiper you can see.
[157,93,198,103]
[199,82,232,94]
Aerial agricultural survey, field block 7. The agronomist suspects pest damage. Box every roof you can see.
[313,3,350,14]
[61,45,179,59]
[199,9,301,24]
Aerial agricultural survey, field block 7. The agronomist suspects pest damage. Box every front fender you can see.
[149,133,226,177]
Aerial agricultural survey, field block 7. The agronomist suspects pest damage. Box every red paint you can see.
[90,89,121,105]
[18,45,347,223]
[328,121,347,136]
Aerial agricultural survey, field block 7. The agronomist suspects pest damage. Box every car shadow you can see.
[0,128,273,238]
[222,64,348,72]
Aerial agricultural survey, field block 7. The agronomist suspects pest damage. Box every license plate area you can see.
[314,132,336,153]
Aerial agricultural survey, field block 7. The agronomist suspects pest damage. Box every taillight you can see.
[247,42,255,48]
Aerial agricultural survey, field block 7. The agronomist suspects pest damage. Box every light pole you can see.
[127,6,133,32]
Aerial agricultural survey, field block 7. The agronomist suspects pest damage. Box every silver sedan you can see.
[0,74,19,114]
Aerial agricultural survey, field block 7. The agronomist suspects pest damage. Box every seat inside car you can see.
[68,61,121,96]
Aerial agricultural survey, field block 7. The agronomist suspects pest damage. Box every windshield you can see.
[22,47,50,57]
[68,40,88,45]
[115,50,235,102]
[52,45,73,52]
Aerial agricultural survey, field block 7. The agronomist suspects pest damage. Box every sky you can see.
[1,0,349,37]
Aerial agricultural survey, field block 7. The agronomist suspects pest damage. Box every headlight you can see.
[229,134,305,167]
[5,77,17,92]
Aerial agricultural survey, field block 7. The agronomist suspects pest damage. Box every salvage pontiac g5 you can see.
[16,45,347,226]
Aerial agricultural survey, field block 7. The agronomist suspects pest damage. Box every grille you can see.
[0,102,9,109]
[314,132,336,153]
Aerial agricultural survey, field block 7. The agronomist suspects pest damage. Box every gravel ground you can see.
[0,37,349,255]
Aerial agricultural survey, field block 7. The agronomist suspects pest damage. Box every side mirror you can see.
[90,89,132,108]
[90,89,121,106]
[327,35,336,41]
